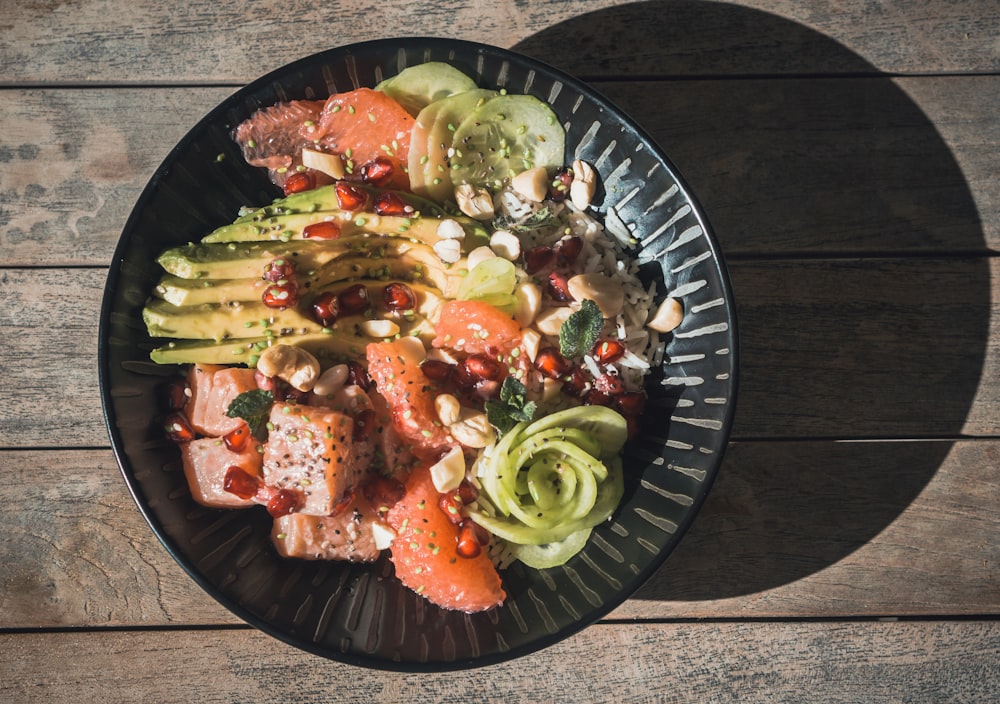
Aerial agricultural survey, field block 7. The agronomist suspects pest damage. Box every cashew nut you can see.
[301,148,345,180]
[567,272,625,318]
[436,219,466,240]
[534,306,574,336]
[433,238,462,264]
[360,319,401,338]
[434,393,462,426]
[256,343,321,392]
[489,229,521,261]
[454,184,495,221]
[371,521,396,550]
[570,159,597,210]
[513,281,542,327]
[312,363,349,397]
[466,245,497,271]
[521,328,542,362]
[511,166,549,202]
[449,408,495,448]
[647,297,684,333]
[429,445,466,493]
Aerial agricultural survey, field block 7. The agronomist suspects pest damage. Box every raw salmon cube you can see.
[262,403,376,515]
[180,436,262,508]
[271,498,381,562]
[183,363,225,436]
[197,367,259,437]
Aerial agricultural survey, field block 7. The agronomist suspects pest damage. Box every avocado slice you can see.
[156,240,348,280]
[202,207,489,252]
[143,280,445,342]
[150,331,374,367]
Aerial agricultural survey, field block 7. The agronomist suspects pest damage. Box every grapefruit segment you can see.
[387,464,505,612]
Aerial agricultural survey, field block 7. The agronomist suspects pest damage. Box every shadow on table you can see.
[514,1,990,601]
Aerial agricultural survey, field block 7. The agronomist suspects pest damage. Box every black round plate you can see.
[99,37,738,671]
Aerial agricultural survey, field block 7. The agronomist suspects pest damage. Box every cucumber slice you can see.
[450,94,565,190]
[522,406,629,459]
[409,89,498,202]
[508,528,593,569]
[375,61,479,116]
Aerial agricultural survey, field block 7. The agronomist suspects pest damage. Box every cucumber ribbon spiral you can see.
[469,405,627,567]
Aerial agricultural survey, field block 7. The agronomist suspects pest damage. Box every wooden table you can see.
[2,0,998,700]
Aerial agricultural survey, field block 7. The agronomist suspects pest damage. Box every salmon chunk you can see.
[270,498,381,562]
[180,436,263,508]
[262,402,376,515]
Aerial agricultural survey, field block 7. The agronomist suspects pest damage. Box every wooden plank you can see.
[2,621,999,702]
[2,255,996,448]
[1,0,997,84]
[2,76,996,267]
[2,441,997,629]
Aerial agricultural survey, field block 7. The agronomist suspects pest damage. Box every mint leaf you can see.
[559,299,604,358]
[486,377,537,436]
[226,389,274,440]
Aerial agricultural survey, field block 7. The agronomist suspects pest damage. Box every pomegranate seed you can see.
[283,171,316,195]
[593,373,624,396]
[163,412,195,443]
[310,291,340,327]
[223,421,252,452]
[462,353,502,382]
[162,379,189,411]
[456,479,479,505]
[361,476,406,515]
[262,257,296,283]
[373,191,412,217]
[382,282,416,311]
[534,347,572,380]
[548,168,573,202]
[360,157,394,186]
[547,271,573,302]
[584,389,613,407]
[438,491,465,525]
[262,281,299,308]
[346,361,371,390]
[329,490,355,517]
[562,367,590,396]
[455,519,490,559]
[352,408,377,442]
[523,245,555,274]
[267,488,302,518]
[556,236,583,266]
[281,385,310,404]
[302,220,341,240]
[592,339,626,363]
[615,391,647,417]
[337,283,371,316]
[223,465,259,500]
[335,181,368,211]
[421,359,454,383]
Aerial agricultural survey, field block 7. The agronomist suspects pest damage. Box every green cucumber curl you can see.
[469,406,628,568]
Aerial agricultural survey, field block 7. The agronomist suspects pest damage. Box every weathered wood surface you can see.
[1,441,997,629]
[2,76,997,266]
[4,621,1000,703]
[4,0,1000,698]
[2,257,996,448]
[1,0,997,84]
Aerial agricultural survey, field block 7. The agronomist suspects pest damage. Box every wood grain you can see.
[3,621,999,702]
[2,256,995,448]
[1,0,997,84]
[2,76,997,266]
[3,441,996,629]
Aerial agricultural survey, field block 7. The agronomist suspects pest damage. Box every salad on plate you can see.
[144,61,684,613]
